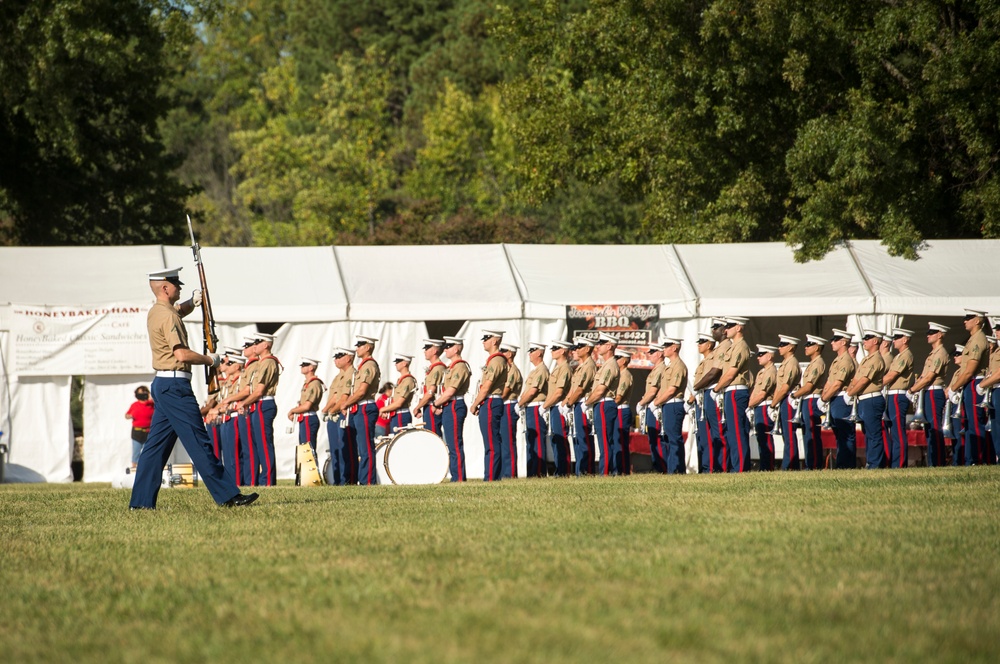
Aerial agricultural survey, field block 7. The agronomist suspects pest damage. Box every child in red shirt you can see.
[126,386,155,468]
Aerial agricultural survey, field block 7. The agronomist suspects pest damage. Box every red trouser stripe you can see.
[731,393,744,470]
[232,422,241,485]
[533,407,543,476]
[929,393,942,465]
[246,415,256,486]
[487,401,496,480]
[257,406,273,485]
[451,402,464,480]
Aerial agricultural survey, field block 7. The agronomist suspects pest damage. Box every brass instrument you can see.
[696,391,706,422]
[848,395,860,423]
[942,398,954,439]
[821,401,833,430]
[910,390,927,426]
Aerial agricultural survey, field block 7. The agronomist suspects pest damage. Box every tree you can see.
[0,0,191,245]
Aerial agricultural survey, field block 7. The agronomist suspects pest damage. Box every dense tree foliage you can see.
[2,1,999,258]
[0,0,191,245]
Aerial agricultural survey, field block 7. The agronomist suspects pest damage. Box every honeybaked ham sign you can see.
[11,303,149,375]
[565,304,660,368]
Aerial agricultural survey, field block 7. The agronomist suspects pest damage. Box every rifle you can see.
[187,215,220,394]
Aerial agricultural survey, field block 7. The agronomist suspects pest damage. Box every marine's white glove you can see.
[558,403,571,419]
[191,289,203,307]
[744,407,754,421]
[767,406,779,421]
[790,397,801,410]
[976,383,986,396]
[653,406,662,424]
[950,391,962,406]
[516,404,526,418]
[541,408,550,426]
[818,399,829,414]
[683,401,695,415]
[207,353,221,367]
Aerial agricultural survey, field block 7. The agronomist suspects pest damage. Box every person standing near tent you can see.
[288,357,324,465]
[974,319,1000,464]
[379,353,417,434]
[748,344,778,471]
[471,330,508,482]
[773,334,802,471]
[638,341,667,473]
[322,347,356,485]
[692,319,730,472]
[220,354,245,484]
[846,330,887,469]
[220,336,261,486]
[563,337,597,476]
[948,309,989,465]
[882,328,915,468]
[613,348,634,475]
[413,339,446,436]
[342,335,381,485]
[518,341,549,478]
[821,329,858,469]
[240,333,281,486]
[714,317,752,473]
[433,336,471,481]
[653,338,687,474]
[908,323,950,466]
[129,267,257,510]
[125,385,154,470]
[543,340,574,477]
[792,335,828,470]
[585,333,620,476]
[499,342,522,479]
[688,332,716,473]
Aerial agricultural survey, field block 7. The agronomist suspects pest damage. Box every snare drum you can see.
[375,427,449,485]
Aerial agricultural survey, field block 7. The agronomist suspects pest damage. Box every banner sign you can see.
[565,304,660,368]
[11,303,150,376]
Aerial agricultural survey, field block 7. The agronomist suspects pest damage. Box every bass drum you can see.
[378,427,449,485]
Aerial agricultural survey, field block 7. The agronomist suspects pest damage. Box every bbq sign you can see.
[565,304,660,368]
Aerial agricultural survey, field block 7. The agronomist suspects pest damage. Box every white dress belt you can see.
[261,396,275,402]
[885,389,910,395]
[301,411,317,416]
[724,385,748,392]
[662,397,682,404]
[155,370,192,379]
[858,392,881,401]
[356,399,375,406]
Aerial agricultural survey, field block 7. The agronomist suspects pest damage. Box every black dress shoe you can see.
[223,492,259,507]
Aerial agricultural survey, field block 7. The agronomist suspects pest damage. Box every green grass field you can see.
[2,469,999,663]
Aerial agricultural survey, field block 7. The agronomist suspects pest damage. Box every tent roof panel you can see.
[675,243,874,316]
[0,245,166,306]
[504,244,697,319]
[335,245,523,320]
[162,246,347,323]
[850,239,1000,315]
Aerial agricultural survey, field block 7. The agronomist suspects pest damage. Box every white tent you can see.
[1,240,997,483]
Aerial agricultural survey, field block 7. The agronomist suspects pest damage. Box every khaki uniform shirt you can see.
[571,357,597,401]
[252,355,281,397]
[693,356,713,388]
[300,377,324,409]
[148,301,190,371]
[523,363,549,404]
[661,356,688,396]
[711,339,732,373]
[881,350,893,372]
[922,346,949,387]
[393,375,417,408]
[354,357,381,401]
[329,366,355,399]
[240,359,258,394]
[594,357,620,399]
[888,348,914,390]
[989,347,1000,376]
[857,352,885,395]
[963,329,988,376]
[504,363,523,400]
[719,338,751,387]
[646,361,666,395]
[444,359,472,396]
[752,364,777,401]
[481,353,508,397]
[775,355,802,399]
[423,361,446,396]
[549,361,572,401]
[615,366,633,404]
[828,354,856,393]
[801,356,827,395]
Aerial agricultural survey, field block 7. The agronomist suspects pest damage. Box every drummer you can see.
[379,353,418,434]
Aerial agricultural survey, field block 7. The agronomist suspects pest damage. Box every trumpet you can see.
[696,391,706,422]
[978,386,993,412]
[769,405,782,436]
[910,389,927,425]
[821,401,833,430]
[882,388,890,422]
[792,397,804,425]
[848,395,860,423]
[942,399,954,439]
[715,392,726,425]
